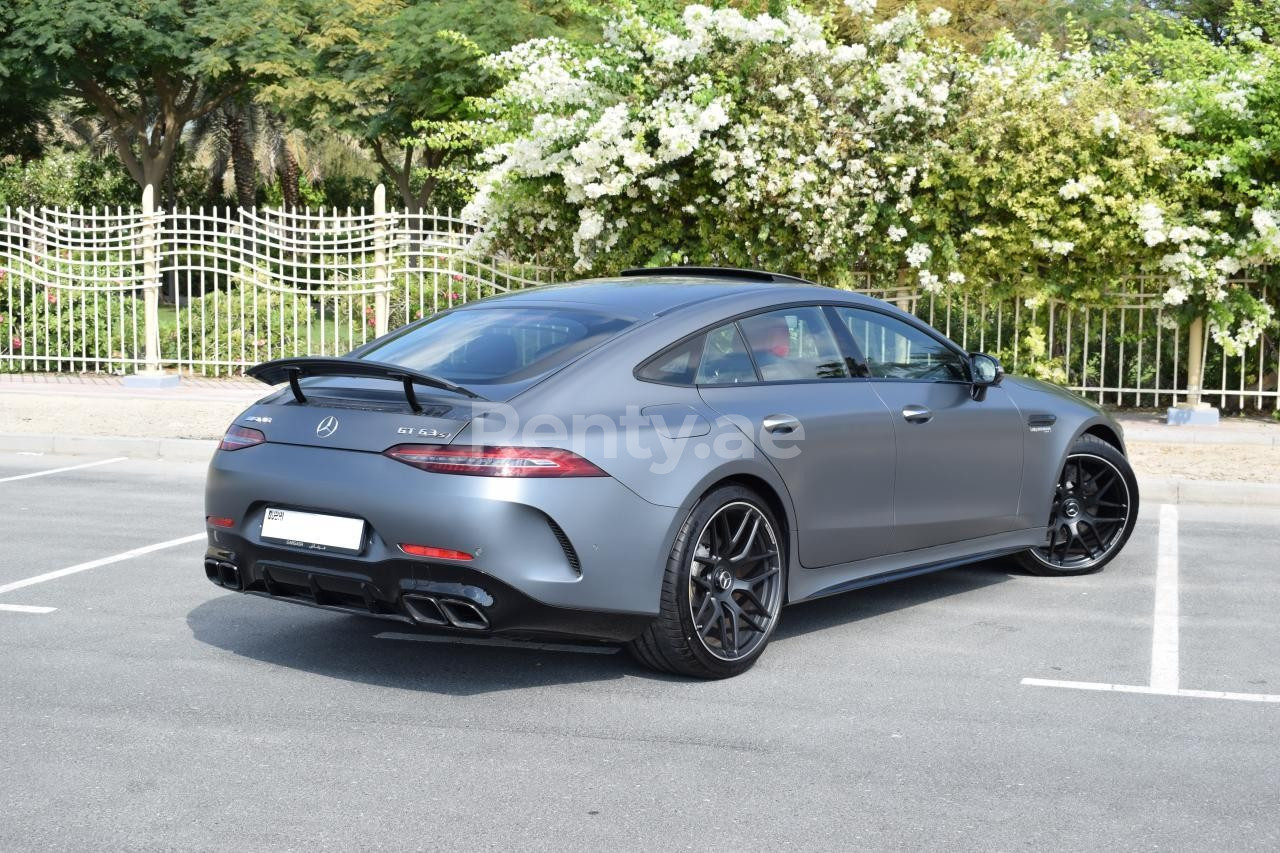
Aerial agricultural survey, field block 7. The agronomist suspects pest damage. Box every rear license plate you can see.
[261,508,366,554]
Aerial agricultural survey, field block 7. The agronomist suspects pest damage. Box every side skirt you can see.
[787,528,1043,604]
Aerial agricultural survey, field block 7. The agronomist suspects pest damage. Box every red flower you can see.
[47,291,58,304]
[448,291,460,300]
[451,274,463,282]
[10,336,21,350]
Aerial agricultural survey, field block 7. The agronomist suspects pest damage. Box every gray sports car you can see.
[204,267,1138,678]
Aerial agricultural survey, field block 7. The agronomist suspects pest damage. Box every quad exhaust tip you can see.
[203,558,242,590]
[403,594,490,630]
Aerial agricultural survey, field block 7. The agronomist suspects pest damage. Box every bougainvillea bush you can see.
[465,1,1278,355]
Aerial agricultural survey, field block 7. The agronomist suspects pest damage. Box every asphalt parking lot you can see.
[1,452,1277,852]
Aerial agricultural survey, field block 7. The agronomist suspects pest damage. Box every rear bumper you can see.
[204,536,653,642]
[205,442,684,634]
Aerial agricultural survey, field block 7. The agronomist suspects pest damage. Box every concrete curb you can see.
[0,433,217,463]
[1138,475,1280,506]
[1123,427,1280,448]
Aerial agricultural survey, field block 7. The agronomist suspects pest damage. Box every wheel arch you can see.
[1082,422,1126,455]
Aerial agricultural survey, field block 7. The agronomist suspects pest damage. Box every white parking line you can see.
[1151,503,1180,690]
[1020,503,1280,704]
[0,604,58,614]
[376,631,619,655]
[0,457,127,483]
[0,533,204,597]
[1021,678,1280,704]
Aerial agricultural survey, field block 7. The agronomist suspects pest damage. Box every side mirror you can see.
[969,353,1003,401]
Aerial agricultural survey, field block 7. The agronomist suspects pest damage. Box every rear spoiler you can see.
[247,357,486,410]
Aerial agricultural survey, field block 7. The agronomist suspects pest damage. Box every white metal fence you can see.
[1,185,1276,411]
[1,185,555,376]
[850,281,1278,412]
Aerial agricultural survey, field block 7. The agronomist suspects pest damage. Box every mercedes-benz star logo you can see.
[315,416,340,438]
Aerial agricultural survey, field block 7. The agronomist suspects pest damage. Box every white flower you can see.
[1163,285,1189,306]
[918,269,942,293]
[905,242,932,268]
[833,43,868,64]
[887,225,908,242]
[1156,112,1194,135]
[947,271,966,284]
[575,209,604,243]
[1049,240,1075,256]
[844,0,876,16]
[1253,208,1278,234]
[1214,256,1242,275]
[1214,88,1249,117]
[1144,230,1166,247]
[1091,109,1123,138]
[926,7,951,28]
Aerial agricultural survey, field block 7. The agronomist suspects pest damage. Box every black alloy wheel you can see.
[1018,434,1139,576]
[628,486,786,678]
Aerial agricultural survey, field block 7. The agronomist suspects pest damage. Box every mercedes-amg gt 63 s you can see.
[204,267,1138,678]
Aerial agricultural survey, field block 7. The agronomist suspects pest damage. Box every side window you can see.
[695,324,757,385]
[636,324,758,385]
[833,307,968,381]
[637,335,702,385]
[738,307,849,382]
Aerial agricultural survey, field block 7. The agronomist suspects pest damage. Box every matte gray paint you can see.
[207,274,1130,626]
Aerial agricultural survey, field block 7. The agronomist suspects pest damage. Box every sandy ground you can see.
[0,393,261,440]
[1127,442,1280,484]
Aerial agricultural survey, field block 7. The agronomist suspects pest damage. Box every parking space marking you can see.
[0,603,58,614]
[0,456,128,483]
[1021,503,1280,705]
[1021,678,1280,704]
[1151,503,1179,691]
[0,533,204,597]
[376,631,620,655]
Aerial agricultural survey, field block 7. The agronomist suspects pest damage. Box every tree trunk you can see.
[226,113,256,209]
[279,143,301,210]
[207,150,229,201]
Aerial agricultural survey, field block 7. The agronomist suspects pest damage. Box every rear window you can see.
[359,306,635,397]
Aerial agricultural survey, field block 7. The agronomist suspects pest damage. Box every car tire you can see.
[628,485,786,679]
[1015,434,1139,577]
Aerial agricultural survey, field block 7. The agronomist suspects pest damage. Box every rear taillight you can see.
[384,445,607,478]
[206,516,235,528]
[219,425,265,451]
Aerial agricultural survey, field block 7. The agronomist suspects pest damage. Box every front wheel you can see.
[628,485,785,678]
[1015,434,1139,576]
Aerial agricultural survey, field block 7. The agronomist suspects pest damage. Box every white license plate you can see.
[261,508,365,553]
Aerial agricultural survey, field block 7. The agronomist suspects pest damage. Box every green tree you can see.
[0,0,308,193]
[267,0,566,212]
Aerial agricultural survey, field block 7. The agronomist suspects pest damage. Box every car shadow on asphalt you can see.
[185,562,1017,692]
[186,595,633,694]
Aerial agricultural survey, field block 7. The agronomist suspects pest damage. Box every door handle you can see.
[762,414,800,434]
[902,405,933,424]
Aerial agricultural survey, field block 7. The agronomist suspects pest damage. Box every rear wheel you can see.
[1016,434,1139,576]
[628,486,785,679]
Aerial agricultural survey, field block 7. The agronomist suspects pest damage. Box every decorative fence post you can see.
[373,184,390,337]
[123,184,178,387]
[1167,316,1218,424]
